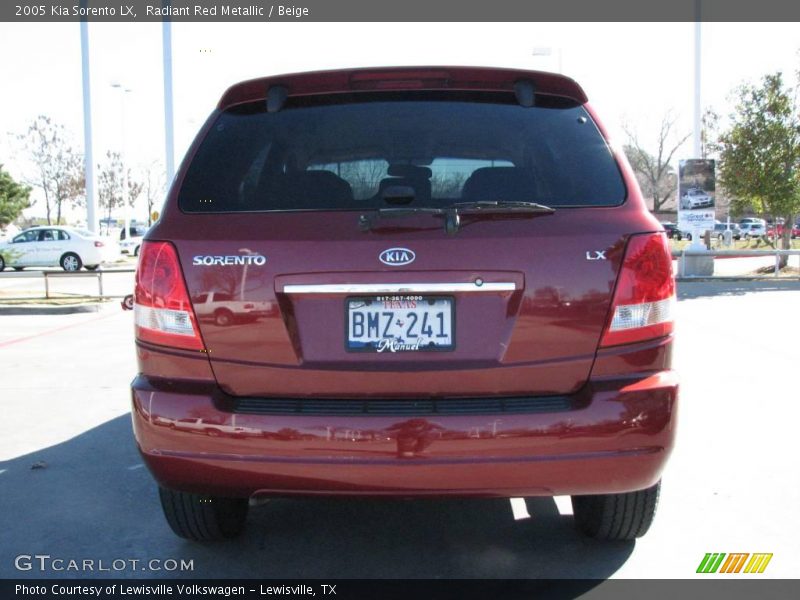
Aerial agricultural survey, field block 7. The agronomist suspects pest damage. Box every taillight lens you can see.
[600,233,675,347]
[134,241,204,351]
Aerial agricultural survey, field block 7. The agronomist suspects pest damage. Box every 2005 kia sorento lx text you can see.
[131,67,678,542]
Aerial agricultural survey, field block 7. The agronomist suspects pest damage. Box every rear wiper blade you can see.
[447,200,556,214]
[440,201,555,233]
[359,201,555,234]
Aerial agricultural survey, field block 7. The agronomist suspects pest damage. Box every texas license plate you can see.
[346,296,454,352]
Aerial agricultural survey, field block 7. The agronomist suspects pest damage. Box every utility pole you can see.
[111,83,132,238]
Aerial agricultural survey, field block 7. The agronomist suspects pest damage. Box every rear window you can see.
[178,94,625,213]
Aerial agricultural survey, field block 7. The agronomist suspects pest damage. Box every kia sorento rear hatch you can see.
[146,69,668,398]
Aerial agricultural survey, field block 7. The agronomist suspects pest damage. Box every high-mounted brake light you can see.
[600,233,675,347]
[134,241,204,351]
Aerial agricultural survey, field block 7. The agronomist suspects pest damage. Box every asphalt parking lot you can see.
[1,280,798,579]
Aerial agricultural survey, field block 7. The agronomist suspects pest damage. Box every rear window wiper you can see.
[447,200,556,214]
[359,201,555,234]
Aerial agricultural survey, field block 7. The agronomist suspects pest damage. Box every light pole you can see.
[689,3,706,252]
[162,15,175,183]
[80,16,97,233]
[238,248,256,300]
[693,13,702,158]
[111,83,132,239]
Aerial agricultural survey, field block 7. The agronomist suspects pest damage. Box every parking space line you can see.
[553,495,573,515]
[0,311,122,349]
[510,497,530,520]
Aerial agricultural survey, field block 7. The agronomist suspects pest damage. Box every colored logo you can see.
[696,553,773,574]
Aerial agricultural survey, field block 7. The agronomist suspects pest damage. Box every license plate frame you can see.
[345,295,455,353]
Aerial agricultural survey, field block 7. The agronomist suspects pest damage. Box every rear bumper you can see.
[130,370,678,498]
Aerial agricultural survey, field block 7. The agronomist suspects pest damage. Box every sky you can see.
[0,21,798,222]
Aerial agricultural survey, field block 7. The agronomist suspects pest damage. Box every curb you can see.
[0,302,113,316]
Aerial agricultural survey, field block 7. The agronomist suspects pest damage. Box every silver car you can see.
[738,222,766,239]
[680,188,713,210]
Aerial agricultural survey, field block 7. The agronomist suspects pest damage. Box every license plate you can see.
[346,296,454,352]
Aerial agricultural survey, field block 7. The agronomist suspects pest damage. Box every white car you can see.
[680,187,713,210]
[119,225,148,256]
[0,226,120,272]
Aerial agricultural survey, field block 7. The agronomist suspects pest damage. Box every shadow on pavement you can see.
[677,279,800,301]
[0,415,633,583]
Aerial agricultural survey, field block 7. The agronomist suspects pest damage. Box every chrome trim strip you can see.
[282,282,517,294]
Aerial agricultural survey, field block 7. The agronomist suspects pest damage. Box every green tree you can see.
[18,116,85,225]
[718,73,800,267]
[0,165,31,228]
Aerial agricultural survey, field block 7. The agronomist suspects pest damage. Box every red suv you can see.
[131,67,678,542]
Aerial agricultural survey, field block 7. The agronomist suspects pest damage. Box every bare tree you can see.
[623,113,691,213]
[431,172,467,198]
[18,116,85,225]
[97,151,143,225]
[340,160,386,199]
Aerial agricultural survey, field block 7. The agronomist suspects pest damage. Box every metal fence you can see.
[673,249,800,280]
[0,269,136,300]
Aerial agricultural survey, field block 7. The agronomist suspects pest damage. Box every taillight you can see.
[600,233,675,347]
[134,241,204,351]
[94,241,104,247]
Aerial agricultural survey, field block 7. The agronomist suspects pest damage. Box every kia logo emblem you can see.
[379,247,415,266]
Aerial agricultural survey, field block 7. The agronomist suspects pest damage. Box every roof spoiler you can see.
[218,66,588,111]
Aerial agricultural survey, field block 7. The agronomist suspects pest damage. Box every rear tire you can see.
[60,253,82,272]
[158,487,248,541]
[571,481,660,540]
[0,255,5,271]
[214,309,234,327]
[13,266,23,271]
[85,265,99,271]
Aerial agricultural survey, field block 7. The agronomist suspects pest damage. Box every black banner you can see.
[3,579,800,600]
[3,0,800,22]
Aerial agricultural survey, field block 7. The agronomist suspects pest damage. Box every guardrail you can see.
[0,268,136,300]
[672,248,800,280]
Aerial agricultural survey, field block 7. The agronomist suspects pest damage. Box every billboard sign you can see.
[678,159,716,239]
